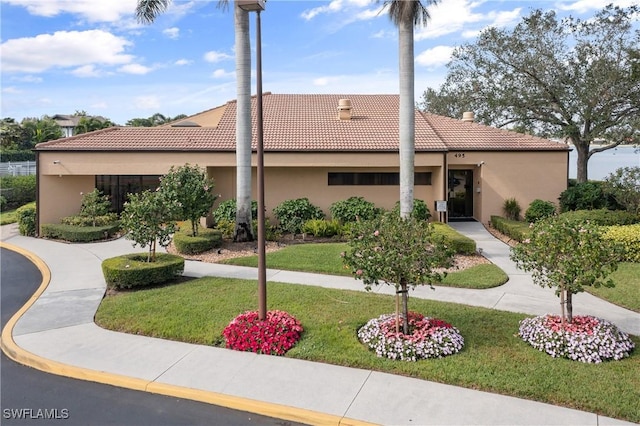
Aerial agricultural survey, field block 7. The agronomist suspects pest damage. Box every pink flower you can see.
[356,269,363,276]
[374,230,379,237]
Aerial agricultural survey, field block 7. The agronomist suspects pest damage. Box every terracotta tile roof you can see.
[36,94,567,152]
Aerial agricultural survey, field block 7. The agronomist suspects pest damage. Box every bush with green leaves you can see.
[559,209,639,226]
[503,198,521,221]
[60,214,118,227]
[391,199,431,221]
[524,199,556,223]
[302,219,341,237]
[603,166,640,214]
[213,199,258,223]
[490,216,531,242]
[273,198,324,235]
[0,175,36,209]
[173,228,222,255]
[41,223,120,242]
[329,197,380,223]
[603,224,640,263]
[0,195,6,211]
[343,212,454,334]
[79,189,112,226]
[120,190,178,262]
[510,215,622,323]
[214,219,235,239]
[101,253,185,289]
[559,181,618,212]
[16,202,36,236]
[431,222,476,254]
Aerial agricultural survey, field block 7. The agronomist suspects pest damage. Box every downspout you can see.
[443,151,448,223]
[34,149,40,237]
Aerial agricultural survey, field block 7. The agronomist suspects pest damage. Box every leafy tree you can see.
[603,166,640,214]
[510,216,621,323]
[125,113,188,127]
[159,164,218,236]
[21,116,63,144]
[80,189,112,226]
[120,190,178,262]
[343,213,454,334]
[272,198,324,235]
[0,118,29,150]
[422,5,640,183]
[74,116,115,134]
[380,0,440,218]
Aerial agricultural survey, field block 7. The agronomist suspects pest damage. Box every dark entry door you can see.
[448,170,474,219]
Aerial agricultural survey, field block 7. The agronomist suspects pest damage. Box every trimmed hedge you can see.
[41,223,120,242]
[102,253,185,289]
[0,175,36,209]
[17,202,36,236]
[173,228,222,254]
[603,224,640,263]
[490,216,531,242]
[0,150,35,162]
[61,213,119,227]
[431,222,476,255]
[302,219,342,237]
[559,209,639,226]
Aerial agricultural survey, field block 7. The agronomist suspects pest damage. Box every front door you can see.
[448,170,474,219]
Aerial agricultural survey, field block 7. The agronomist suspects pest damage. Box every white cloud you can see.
[211,69,233,79]
[2,86,22,94]
[134,95,161,110]
[416,45,455,68]
[204,50,233,63]
[1,30,134,73]
[71,65,103,78]
[163,27,180,39]
[11,75,43,83]
[3,0,138,23]
[175,59,192,66]
[555,0,637,13]
[118,64,154,75]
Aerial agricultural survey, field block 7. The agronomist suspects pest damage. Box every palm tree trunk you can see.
[398,17,415,219]
[234,1,254,242]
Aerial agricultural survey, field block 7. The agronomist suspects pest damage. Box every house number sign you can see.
[454,153,466,158]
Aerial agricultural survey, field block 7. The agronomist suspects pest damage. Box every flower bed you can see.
[223,310,303,355]
[358,312,464,361]
[518,315,635,363]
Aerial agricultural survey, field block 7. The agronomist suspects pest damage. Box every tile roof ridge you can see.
[418,111,448,148]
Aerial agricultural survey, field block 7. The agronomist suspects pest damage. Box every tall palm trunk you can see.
[398,17,415,219]
[234,2,254,242]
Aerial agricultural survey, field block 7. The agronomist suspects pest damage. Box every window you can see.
[96,175,161,213]
[328,172,431,186]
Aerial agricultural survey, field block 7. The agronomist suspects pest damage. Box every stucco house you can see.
[34,93,569,233]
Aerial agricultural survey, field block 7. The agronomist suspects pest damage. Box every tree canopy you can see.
[422,5,640,182]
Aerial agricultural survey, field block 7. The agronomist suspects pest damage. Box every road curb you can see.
[0,241,375,426]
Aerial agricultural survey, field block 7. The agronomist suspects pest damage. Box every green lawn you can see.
[222,242,508,289]
[0,208,19,225]
[95,277,640,423]
[586,263,640,313]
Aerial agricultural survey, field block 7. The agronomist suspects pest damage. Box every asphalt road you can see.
[1,247,303,426]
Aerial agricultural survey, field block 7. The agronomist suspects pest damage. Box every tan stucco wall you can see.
[38,175,95,227]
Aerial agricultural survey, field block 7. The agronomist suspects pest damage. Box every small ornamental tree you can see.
[80,189,111,226]
[603,166,640,214]
[510,215,622,323]
[120,190,178,262]
[159,164,218,236]
[343,213,454,334]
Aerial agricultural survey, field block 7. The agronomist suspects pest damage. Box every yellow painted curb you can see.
[0,242,377,426]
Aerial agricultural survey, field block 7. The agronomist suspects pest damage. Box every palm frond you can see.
[136,0,171,24]
[379,0,439,27]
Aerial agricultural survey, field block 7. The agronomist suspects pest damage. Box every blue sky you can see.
[1,0,636,125]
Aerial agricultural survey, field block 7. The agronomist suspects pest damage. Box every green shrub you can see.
[503,198,521,221]
[431,222,476,254]
[251,218,282,242]
[558,181,619,212]
[215,219,235,239]
[61,213,119,227]
[16,202,36,236]
[0,150,35,162]
[559,209,639,226]
[273,198,324,235]
[213,199,258,223]
[329,197,380,223]
[102,253,185,289]
[490,216,531,242]
[524,199,556,223]
[302,219,342,237]
[603,224,640,263]
[0,175,36,209]
[0,195,6,211]
[41,223,121,242]
[173,228,222,255]
[391,199,431,221]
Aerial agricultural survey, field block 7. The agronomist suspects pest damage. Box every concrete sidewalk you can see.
[1,222,637,425]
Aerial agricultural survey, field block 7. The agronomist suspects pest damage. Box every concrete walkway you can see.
[1,222,638,425]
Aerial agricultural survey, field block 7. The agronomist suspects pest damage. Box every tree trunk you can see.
[233,2,254,242]
[572,138,589,183]
[566,291,573,323]
[398,17,415,219]
[400,278,409,335]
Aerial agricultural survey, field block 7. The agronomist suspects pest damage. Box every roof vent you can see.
[461,111,474,123]
[338,98,352,120]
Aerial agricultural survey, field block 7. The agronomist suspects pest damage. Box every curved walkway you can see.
[1,222,637,425]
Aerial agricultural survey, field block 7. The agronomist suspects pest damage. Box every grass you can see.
[0,207,19,225]
[222,242,508,289]
[586,263,640,313]
[95,277,640,423]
